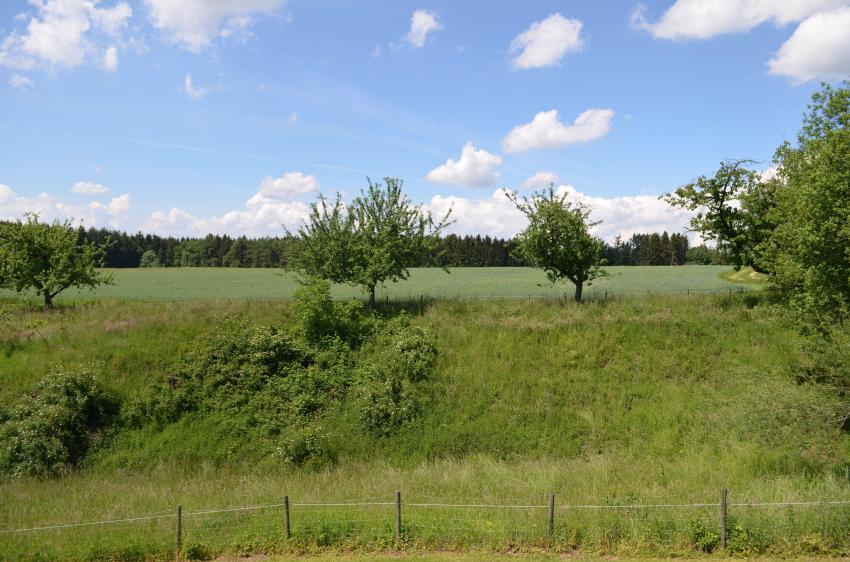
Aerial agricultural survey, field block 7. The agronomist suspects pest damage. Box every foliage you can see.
[0,369,119,478]
[507,186,607,302]
[764,81,850,325]
[686,520,719,552]
[138,250,159,268]
[664,159,777,273]
[292,277,369,346]
[603,232,690,266]
[0,214,113,308]
[291,178,451,307]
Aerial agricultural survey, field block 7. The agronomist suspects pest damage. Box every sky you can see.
[1,0,849,241]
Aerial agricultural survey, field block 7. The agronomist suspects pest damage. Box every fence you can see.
[4,490,850,560]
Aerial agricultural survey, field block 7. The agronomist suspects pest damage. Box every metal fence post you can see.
[719,488,728,549]
[284,496,291,540]
[395,491,402,541]
[547,494,555,540]
[175,505,182,555]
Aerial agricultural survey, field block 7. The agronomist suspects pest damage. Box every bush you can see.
[293,277,368,346]
[0,368,120,477]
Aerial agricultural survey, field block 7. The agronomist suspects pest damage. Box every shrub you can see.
[0,368,120,477]
[687,520,719,552]
[293,277,368,346]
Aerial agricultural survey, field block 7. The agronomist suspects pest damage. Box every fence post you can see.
[175,505,182,555]
[395,490,402,541]
[719,488,728,549]
[547,494,555,540]
[284,496,291,540]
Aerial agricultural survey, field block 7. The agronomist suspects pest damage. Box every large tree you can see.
[0,214,113,309]
[664,159,777,273]
[765,81,850,324]
[291,178,450,308]
[507,187,606,302]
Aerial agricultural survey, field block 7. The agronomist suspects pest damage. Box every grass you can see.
[2,293,849,560]
[0,266,756,304]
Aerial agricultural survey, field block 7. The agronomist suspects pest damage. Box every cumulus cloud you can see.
[8,73,33,89]
[101,45,118,71]
[258,172,319,199]
[0,0,132,71]
[502,108,615,153]
[145,171,316,236]
[510,13,584,70]
[0,183,130,227]
[72,181,110,195]
[405,9,441,48]
[144,0,285,52]
[183,73,207,99]
[767,6,850,83]
[425,142,503,187]
[521,171,561,189]
[631,0,845,40]
[425,185,695,242]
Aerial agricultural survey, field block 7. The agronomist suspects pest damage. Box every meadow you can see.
[1,265,753,304]
[2,289,849,560]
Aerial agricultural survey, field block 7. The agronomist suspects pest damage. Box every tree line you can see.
[70,227,722,269]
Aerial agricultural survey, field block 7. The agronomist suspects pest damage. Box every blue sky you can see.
[2,0,849,240]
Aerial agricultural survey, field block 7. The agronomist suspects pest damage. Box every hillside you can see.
[1,292,848,559]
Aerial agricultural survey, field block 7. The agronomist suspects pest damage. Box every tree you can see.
[291,178,450,308]
[765,81,850,324]
[139,250,160,268]
[507,186,606,302]
[664,159,776,273]
[0,214,113,309]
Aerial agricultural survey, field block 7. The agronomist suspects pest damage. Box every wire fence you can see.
[3,491,850,561]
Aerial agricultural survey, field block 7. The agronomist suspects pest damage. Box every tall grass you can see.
[1,294,848,559]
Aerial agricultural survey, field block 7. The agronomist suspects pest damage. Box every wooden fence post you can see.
[719,488,728,549]
[175,505,182,555]
[395,491,402,541]
[284,496,291,540]
[547,494,555,540]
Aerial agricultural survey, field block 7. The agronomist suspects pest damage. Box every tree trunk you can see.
[44,292,53,310]
[368,284,376,310]
[574,282,583,303]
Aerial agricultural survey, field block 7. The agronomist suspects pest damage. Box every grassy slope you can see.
[2,293,848,557]
[0,266,754,303]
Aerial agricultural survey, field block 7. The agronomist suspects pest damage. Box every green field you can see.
[2,290,848,560]
[0,266,754,303]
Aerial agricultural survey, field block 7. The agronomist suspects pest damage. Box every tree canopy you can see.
[0,214,113,308]
[507,186,606,302]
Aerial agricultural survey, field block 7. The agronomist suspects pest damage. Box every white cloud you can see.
[509,13,584,70]
[183,73,207,99]
[9,73,33,89]
[521,171,561,189]
[145,172,316,236]
[632,0,845,40]
[768,6,850,83]
[101,45,118,71]
[144,0,285,52]
[502,108,615,153]
[405,9,441,48]
[425,142,503,187]
[425,185,695,242]
[288,110,298,124]
[0,0,132,71]
[258,172,319,199]
[72,181,110,195]
[0,184,129,227]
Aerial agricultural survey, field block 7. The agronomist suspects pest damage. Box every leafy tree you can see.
[138,249,160,268]
[0,214,113,309]
[507,186,607,302]
[664,159,776,273]
[292,178,450,308]
[765,81,850,324]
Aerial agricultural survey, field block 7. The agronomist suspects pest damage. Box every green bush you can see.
[687,519,719,552]
[0,368,120,477]
[293,277,368,346]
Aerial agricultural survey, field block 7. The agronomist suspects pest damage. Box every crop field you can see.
[0,266,755,304]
